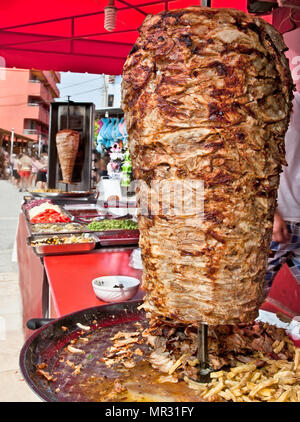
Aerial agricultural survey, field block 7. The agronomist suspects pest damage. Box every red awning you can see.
[0,0,273,75]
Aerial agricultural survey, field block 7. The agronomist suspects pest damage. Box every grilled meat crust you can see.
[122,7,294,324]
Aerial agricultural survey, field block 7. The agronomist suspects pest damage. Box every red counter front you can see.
[17,213,44,339]
[43,250,143,318]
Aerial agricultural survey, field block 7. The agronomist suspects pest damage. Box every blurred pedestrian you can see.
[18,152,32,191]
[0,147,5,179]
[98,152,110,179]
[10,153,21,189]
[30,153,42,190]
[264,27,300,297]
[36,152,48,190]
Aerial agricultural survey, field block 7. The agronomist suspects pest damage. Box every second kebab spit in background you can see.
[56,129,80,185]
[122,7,294,326]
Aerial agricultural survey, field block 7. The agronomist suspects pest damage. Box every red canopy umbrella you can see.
[0,0,256,75]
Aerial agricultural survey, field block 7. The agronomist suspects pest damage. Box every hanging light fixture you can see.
[104,0,117,32]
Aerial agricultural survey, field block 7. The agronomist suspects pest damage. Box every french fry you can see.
[294,348,300,371]
[202,380,224,399]
[227,363,256,378]
[225,389,238,402]
[225,380,240,387]
[183,376,207,391]
[256,387,276,398]
[276,361,293,370]
[273,340,285,354]
[219,390,233,401]
[210,370,226,379]
[185,338,299,403]
[249,379,278,399]
[274,388,292,402]
[168,353,189,375]
[247,381,258,390]
[274,373,296,385]
[274,370,295,379]
[240,395,253,402]
[289,389,298,402]
[231,388,243,398]
[250,371,261,383]
[236,371,252,389]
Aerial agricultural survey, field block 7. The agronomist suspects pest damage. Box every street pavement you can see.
[0,180,41,401]
[0,180,23,272]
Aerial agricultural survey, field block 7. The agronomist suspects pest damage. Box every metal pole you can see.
[197,323,209,368]
[38,134,42,157]
[66,95,71,129]
[201,0,211,6]
[197,323,212,383]
[10,128,14,156]
[103,74,108,108]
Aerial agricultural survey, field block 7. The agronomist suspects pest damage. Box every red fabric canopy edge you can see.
[0,0,275,75]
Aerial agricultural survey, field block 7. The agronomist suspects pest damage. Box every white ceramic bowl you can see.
[92,275,140,303]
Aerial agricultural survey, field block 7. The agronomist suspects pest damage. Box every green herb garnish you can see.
[87,219,138,231]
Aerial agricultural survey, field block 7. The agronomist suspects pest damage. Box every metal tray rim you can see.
[27,233,99,257]
[29,222,91,237]
[28,191,95,198]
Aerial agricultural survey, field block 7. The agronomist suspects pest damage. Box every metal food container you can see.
[29,222,89,236]
[95,229,140,246]
[27,233,99,257]
[28,191,97,200]
[23,206,74,225]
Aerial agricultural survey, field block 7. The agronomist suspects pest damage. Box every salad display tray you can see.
[22,202,74,227]
[27,234,99,257]
[27,222,93,237]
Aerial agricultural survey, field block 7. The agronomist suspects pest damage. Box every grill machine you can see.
[47,101,95,193]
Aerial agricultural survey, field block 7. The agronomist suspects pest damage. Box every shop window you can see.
[29,71,40,83]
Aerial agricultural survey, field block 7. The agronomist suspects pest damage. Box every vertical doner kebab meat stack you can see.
[122,7,294,329]
[56,129,80,184]
[122,7,293,325]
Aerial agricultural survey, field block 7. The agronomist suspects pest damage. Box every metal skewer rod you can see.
[197,323,208,368]
[197,323,212,383]
[66,96,70,130]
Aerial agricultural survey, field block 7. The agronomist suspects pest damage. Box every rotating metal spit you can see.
[196,323,213,383]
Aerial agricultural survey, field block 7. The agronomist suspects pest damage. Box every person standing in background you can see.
[0,147,5,179]
[36,152,48,190]
[98,152,110,179]
[9,153,20,188]
[18,152,32,192]
[264,27,300,297]
[30,153,43,190]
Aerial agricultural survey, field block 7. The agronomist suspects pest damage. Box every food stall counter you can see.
[43,248,143,318]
